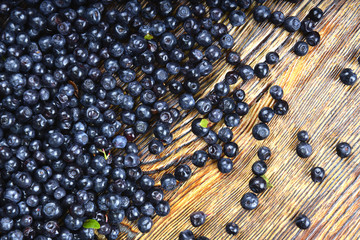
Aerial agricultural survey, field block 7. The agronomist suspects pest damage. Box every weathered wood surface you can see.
[117,0,360,239]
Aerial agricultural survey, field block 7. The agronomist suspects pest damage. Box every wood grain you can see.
[116,0,360,239]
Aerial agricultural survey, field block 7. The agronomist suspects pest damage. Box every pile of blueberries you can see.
[0,0,330,239]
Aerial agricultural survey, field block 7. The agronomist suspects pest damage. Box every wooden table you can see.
[119,0,360,239]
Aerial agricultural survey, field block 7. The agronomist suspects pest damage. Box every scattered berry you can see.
[225,222,239,235]
[297,130,309,142]
[190,211,206,227]
[241,192,259,210]
[311,167,325,183]
[296,142,313,158]
[295,214,311,229]
[252,161,267,176]
[336,142,351,158]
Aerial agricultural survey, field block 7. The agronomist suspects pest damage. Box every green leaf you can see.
[144,33,154,40]
[199,119,209,128]
[261,175,274,188]
[83,219,100,229]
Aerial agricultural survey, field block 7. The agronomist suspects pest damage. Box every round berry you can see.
[311,167,325,183]
[253,6,271,22]
[252,161,267,176]
[284,16,301,32]
[249,176,267,193]
[295,214,311,229]
[336,142,351,158]
[266,52,280,65]
[269,85,283,100]
[296,142,312,158]
[225,222,239,235]
[297,130,309,142]
[274,100,289,115]
[174,164,192,182]
[293,41,309,56]
[190,211,206,227]
[217,158,233,173]
[241,192,259,210]
[339,68,357,86]
[252,123,270,140]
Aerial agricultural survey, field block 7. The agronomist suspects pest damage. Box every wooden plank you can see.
[117,0,360,239]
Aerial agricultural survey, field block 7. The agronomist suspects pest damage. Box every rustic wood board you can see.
[117,0,360,239]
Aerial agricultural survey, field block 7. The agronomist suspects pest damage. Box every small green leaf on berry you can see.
[144,33,154,40]
[200,119,209,128]
[261,175,274,188]
[83,219,101,229]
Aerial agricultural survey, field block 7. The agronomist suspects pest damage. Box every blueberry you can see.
[179,93,196,110]
[153,123,170,140]
[274,100,289,115]
[219,97,235,113]
[241,192,259,210]
[238,65,255,81]
[308,7,323,22]
[306,31,321,46]
[235,102,250,116]
[209,109,223,123]
[297,130,309,142]
[258,107,275,123]
[252,161,267,176]
[311,167,325,183]
[293,41,309,56]
[270,11,285,26]
[339,68,357,85]
[192,118,210,137]
[296,142,312,158]
[224,113,240,127]
[148,139,164,154]
[218,127,233,143]
[252,123,270,140]
[301,19,315,33]
[190,211,206,227]
[284,16,301,32]
[226,222,239,235]
[295,214,311,229]
[253,6,271,22]
[233,89,246,102]
[147,188,164,205]
[176,5,191,21]
[43,201,62,219]
[249,176,267,193]
[229,10,246,26]
[208,144,223,160]
[336,142,351,158]
[218,158,234,173]
[266,52,280,65]
[126,206,141,221]
[192,150,209,167]
[210,7,223,21]
[196,98,213,115]
[175,164,192,181]
[179,229,195,240]
[138,216,153,233]
[155,200,170,216]
[140,202,155,216]
[161,173,177,191]
[205,45,221,62]
[219,34,234,49]
[124,154,140,168]
[13,172,32,189]
[224,142,238,158]
[196,30,212,47]
[269,85,283,100]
